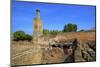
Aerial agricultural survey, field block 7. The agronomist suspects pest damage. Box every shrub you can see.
[13,31,32,41]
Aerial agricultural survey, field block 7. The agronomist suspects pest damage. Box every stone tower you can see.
[33,9,43,39]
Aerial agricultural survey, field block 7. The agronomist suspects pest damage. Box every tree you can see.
[50,30,58,35]
[25,34,32,41]
[13,31,32,41]
[79,29,85,32]
[13,31,26,41]
[43,29,49,35]
[63,23,77,32]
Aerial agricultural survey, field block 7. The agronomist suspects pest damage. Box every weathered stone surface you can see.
[74,41,96,62]
[87,41,96,51]
[12,32,96,66]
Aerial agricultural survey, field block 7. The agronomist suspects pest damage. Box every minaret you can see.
[33,9,43,39]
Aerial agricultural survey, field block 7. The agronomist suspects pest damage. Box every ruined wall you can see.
[54,32,95,42]
[11,32,96,66]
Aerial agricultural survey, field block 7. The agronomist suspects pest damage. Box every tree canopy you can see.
[63,23,77,32]
[13,31,32,41]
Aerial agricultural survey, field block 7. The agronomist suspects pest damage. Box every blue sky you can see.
[12,0,96,35]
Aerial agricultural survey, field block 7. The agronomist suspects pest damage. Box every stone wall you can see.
[54,32,95,42]
[11,32,96,66]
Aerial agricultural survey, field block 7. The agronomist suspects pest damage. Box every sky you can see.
[12,0,96,35]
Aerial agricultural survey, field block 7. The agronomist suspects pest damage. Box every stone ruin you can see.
[11,9,96,66]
